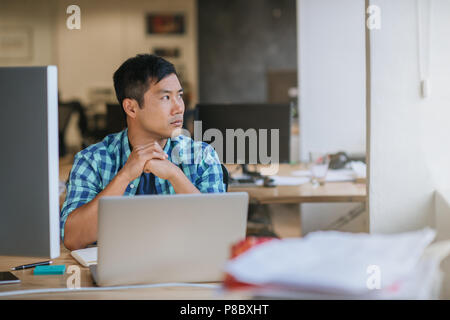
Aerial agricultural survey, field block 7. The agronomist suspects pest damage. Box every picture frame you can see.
[146,14,186,35]
[0,26,33,61]
[153,47,181,58]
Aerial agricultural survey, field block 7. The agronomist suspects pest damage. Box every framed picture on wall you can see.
[146,14,186,35]
[153,47,181,58]
[0,26,32,61]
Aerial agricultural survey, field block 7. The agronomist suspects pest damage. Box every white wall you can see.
[297,0,367,234]
[0,0,198,151]
[368,0,450,233]
[298,0,366,162]
[55,0,198,106]
[0,0,56,67]
[0,0,198,106]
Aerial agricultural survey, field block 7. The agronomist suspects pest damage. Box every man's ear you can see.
[122,98,139,120]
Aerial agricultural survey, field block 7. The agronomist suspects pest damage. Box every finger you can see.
[143,159,162,173]
[149,151,167,160]
[136,148,166,160]
[152,142,164,153]
[143,161,152,173]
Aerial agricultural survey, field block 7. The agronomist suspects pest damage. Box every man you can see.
[61,54,225,250]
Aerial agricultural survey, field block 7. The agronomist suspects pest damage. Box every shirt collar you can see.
[121,128,131,169]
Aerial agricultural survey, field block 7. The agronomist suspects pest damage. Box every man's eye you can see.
[162,95,170,100]
[178,93,184,98]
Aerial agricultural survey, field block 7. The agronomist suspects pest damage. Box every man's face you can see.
[136,73,185,139]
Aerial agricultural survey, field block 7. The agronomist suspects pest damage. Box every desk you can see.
[0,245,245,300]
[227,164,367,205]
[226,164,367,237]
[59,161,367,205]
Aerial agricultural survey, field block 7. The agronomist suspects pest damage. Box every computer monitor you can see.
[0,66,60,258]
[195,103,291,166]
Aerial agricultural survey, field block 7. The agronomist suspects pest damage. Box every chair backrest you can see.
[58,101,87,135]
[221,164,229,192]
[58,104,75,134]
[58,101,87,157]
[106,104,127,134]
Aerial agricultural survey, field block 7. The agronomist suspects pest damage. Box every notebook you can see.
[71,247,97,267]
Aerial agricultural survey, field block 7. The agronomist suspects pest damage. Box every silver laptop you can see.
[91,192,248,286]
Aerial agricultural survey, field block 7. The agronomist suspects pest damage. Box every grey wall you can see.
[198,0,297,103]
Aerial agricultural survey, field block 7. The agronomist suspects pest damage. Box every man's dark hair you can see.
[113,54,177,114]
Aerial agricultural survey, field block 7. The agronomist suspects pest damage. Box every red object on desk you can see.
[223,237,278,290]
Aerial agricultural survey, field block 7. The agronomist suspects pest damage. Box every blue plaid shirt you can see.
[60,129,225,241]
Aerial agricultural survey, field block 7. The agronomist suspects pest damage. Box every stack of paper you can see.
[349,161,367,179]
[291,161,367,182]
[269,176,310,186]
[224,228,448,299]
[71,247,98,267]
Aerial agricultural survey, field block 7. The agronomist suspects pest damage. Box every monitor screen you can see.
[196,103,291,164]
[0,66,60,258]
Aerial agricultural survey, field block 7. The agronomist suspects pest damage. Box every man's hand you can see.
[144,158,200,194]
[143,158,180,181]
[120,142,168,182]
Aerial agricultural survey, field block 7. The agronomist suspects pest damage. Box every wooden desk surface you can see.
[59,159,366,205]
[227,164,367,204]
[0,245,245,300]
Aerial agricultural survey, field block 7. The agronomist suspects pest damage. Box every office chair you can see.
[221,164,229,192]
[106,104,127,135]
[58,101,88,157]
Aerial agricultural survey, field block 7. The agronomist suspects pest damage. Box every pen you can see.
[11,260,53,271]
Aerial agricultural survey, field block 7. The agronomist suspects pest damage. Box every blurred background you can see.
[0,0,368,236]
[0,0,300,155]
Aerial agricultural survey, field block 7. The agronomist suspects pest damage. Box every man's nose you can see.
[172,97,184,114]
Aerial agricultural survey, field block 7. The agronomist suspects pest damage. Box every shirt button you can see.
[130,184,135,189]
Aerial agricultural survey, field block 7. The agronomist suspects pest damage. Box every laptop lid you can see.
[96,192,248,286]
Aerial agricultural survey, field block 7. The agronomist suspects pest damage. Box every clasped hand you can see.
[121,141,179,182]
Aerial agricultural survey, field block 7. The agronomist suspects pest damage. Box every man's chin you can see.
[170,127,186,138]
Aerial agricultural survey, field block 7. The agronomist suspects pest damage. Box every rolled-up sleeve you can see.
[60,152,102,241]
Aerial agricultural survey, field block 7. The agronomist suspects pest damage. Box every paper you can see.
[291,170,311,177]
[230,175,310,186]
[349,161,367,178]
[269,176,310,186]
[71,247,98,267]
[292,169,356,182]
[225,228,436,296]
[325,169,356,182]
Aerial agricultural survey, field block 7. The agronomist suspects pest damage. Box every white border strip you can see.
[47,66,60,259]
[0,283,220,298]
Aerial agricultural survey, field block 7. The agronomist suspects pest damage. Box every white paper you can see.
[269,176,310,186]
[349,161,367,178]
[71,247,98,267]
[292,169,356,182]
[291,170,312,177]
[225,228,436,295]
[325,169,356,182]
